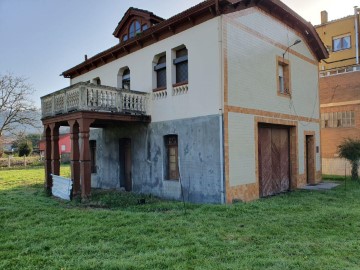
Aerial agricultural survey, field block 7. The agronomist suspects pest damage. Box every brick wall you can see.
[320,71,360,158]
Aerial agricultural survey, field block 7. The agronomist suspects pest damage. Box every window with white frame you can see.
[154,54,166,89]
[122,68,130,89]
[173,47,188,85]
[333,34,351,52]
[321,111,355,128]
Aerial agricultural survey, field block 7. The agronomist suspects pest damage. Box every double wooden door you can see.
[258,125,290,197]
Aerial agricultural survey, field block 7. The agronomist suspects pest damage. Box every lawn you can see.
[1,168,360,269]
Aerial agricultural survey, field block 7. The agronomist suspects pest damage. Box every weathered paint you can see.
[90,114,223,203]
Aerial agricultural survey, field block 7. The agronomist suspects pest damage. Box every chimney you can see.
[84,54,88,61]
[321,10,328,24]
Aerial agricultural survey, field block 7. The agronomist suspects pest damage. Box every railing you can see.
[320,64,360,77]
[41,82,149,118]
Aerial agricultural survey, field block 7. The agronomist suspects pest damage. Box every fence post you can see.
[8,155,11,168]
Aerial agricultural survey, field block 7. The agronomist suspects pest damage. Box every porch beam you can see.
[68,120,80,197]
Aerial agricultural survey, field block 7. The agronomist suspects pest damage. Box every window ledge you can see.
[153,86,167,92]
[172,81,188,87]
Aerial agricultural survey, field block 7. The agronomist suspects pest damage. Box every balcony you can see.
[41,82,149,118]
[319,64,360,78]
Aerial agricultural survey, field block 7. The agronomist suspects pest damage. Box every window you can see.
[333,35,351,52]
[164,135,179,180]
[122,34,128,42]
[129,20,141,39]
[154,54,166,89]
[122,68,130,89]
[173,47,188,84]
[277,57,290,96]
[61,145,66,152]
[142,24,148,31]
[90,140,97,174]
[321,111,355,128]
[92,77,101,85]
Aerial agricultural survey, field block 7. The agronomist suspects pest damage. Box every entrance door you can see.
[259,125,290,197]
[305,135,315,184]
[119,138,132,191]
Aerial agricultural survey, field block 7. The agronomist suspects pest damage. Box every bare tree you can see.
[0,73,38,137]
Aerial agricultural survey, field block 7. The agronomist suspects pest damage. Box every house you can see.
[39,133,71,161]
[41,0,327,203]
[315,8,360,175]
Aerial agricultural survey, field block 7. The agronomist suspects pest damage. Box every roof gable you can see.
[113,7,164,40]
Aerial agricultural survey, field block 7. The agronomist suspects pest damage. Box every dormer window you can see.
[129,20,141,38]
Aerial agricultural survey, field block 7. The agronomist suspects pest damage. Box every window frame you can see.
[332,34,351,52]
[154,54,167,90]
[164,135,179,181]
[122,68,130,90]
[276,56,291,98]
[173,47,188,85]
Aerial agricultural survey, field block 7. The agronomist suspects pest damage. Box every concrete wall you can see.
[71,17,222,123]
[90,114,224,203]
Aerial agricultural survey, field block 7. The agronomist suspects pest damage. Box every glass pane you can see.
[176,62,188,83]
[343,36,351,49]
[157,69,166,88]
[333,38,341,51]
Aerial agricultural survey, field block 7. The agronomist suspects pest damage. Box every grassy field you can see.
[1,168,360,269]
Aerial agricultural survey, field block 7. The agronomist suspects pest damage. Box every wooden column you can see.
[50,123,60,176]
[44,125,52,194]
[78,118,94,200]
[69,120,80,197]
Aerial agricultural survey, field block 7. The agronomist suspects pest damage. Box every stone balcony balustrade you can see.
[41,82,149,118]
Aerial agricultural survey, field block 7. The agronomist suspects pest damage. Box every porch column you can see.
[50,123,60,176]
[69,120,80,197]
[78,118,94,200]
[44,125,52,194]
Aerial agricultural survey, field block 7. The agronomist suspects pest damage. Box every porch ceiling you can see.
[41,111,151,128]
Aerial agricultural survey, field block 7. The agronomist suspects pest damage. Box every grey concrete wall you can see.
[90,114,224,203]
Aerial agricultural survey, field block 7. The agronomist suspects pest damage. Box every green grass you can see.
[1,168,360,269]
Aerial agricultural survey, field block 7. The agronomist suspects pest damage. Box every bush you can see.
[18,141,33,157]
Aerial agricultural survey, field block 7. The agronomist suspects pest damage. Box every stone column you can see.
[44,125,52,195]
[78,118,94,200]
[69,120,80,197]
[50,123,60,176]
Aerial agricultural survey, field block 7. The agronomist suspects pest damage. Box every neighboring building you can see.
[40,133,71,160]
[41,0,327,203]
[315,8,360,175]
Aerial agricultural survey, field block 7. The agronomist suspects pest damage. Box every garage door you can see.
[258,125,290,197]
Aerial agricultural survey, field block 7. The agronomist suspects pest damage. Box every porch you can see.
[41,82,151,200]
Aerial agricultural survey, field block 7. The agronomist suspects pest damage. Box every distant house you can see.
[41,0,327,203]
[40,133,71,160]
[315,8,360,175]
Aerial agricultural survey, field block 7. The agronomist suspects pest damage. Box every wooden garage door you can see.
[259,125,290,197]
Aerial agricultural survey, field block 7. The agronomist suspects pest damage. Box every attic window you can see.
[129,20,141,38]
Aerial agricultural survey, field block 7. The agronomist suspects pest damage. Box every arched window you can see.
[154,54,166,89]
[129,20,141,38]
[173,47,188,84]
[122,68,130,89]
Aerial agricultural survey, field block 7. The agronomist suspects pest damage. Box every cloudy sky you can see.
[0,0,358,107]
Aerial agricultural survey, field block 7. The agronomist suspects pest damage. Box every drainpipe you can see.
[355,6,359,64]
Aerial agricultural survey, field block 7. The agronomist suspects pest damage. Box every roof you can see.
[314,14,356,28]
[113,7,165,38]
[62,0,328,79]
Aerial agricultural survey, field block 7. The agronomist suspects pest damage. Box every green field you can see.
[1,167,360,269]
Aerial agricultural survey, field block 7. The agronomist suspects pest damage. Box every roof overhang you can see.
[62,0,328,79]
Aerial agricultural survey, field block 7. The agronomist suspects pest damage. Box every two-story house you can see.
[316,8,360,175]
[41,0,327,203]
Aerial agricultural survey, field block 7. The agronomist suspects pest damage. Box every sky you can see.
[0,0,358,108]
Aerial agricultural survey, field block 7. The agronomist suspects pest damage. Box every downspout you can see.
[219,13,225,204]
[355,6,359,64]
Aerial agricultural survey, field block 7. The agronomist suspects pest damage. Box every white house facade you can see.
[41,0,328,203]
